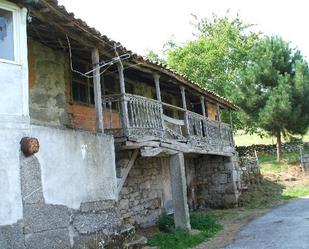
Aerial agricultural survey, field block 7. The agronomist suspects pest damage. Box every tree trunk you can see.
[276,132,282,162]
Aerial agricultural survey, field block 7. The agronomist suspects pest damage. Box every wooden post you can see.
[153,73,162,102]
[117,62,129,135]
[91,48,104,133]
[217,103,222,142]
[200,96,206,117]
[180,86,190,136]
[153,73,165,131]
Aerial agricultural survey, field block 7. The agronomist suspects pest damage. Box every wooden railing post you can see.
[117,62,129,136]
[217,103,222,143]
[153,74,164,131]
[180,86,190,137]
[91,48,104,133]
[229,110,235,146]
[200,96,206,117]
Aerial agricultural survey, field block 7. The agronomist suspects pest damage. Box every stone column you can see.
[169,153,191,231]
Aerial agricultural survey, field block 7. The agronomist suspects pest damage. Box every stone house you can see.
[0,0,240,248]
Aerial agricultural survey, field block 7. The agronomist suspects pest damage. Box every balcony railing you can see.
[102,93,234,147]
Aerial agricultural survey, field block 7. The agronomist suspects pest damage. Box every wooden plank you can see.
[124,141,160,149]
[117,149,139,194]
[162,114,185,126]
[92,48,104,133]
[141,147,163,157]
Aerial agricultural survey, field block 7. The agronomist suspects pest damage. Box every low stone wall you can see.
[238,156,261,187]
[237,142,309,157]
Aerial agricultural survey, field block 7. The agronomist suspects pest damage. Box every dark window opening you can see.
[71,59,94,105]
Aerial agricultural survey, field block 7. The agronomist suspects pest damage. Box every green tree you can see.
[144,50,165,64]
[165,14,259,128]
[237,36,309,161]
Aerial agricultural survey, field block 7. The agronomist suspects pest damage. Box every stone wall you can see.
[28,40,70,127]
[118,154,163,227]
[238,156,261,188]
[237,142,309,157]
[118,153,241,228]
[194,155,240,208]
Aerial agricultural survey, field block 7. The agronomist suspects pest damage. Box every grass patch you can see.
[240,151,309,209]
[259,152,299,174]
[148,212,222,249]
[234,130,309,146]
[283,179,309,198]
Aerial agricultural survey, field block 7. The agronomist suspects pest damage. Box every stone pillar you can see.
[169,153,191,231]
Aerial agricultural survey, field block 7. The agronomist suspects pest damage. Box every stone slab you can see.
[0,221,25,249]
[80,200,116,213]
[25,228,70,249]
[20,155,44,205]
[73,212,121,235]
[23,203,70,234]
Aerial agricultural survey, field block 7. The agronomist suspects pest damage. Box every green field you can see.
[234,131,309,146]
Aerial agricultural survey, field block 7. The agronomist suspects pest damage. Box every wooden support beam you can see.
[200,96,206,117]
[217,103,222,142]
[92,48,104,133]
[180,86,187,110]
[216,103,222,122]
[180,86,190,136]
[29,8,97,50]
[117,149,139,194]
[117,62,129,135]
[153,73,162,102]
[141,147,163,157]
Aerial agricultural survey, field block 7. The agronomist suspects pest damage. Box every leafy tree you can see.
[237,36,309,161]
[165,14,259,129]
[144,50,165,64]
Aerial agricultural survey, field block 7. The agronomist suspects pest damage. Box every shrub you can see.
[190,212,218,230]
[158,213,174,233]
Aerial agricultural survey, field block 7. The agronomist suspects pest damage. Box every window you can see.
[102,74,118,95]
[72,60,94,105]
[0,8,14,61]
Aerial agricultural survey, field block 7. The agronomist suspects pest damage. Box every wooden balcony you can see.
[103,94,235,155]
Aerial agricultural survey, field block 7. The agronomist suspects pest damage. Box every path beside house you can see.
[198,197,309,249]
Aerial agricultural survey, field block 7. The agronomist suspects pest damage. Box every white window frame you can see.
[0,0,22,65]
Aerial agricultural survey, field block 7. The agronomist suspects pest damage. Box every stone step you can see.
[125,235,148,249]
[120,224,136,241]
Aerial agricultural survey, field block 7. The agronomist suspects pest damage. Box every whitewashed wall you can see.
[0,1,28,226]
[31,125,117,209]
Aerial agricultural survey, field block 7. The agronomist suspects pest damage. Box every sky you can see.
[58,0,309,60]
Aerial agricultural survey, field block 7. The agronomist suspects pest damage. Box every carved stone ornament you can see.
[20,137,40,157]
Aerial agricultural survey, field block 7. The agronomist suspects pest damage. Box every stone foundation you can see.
[194,155,240,208]
[118,154,164,227]
[118,152,241,227]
